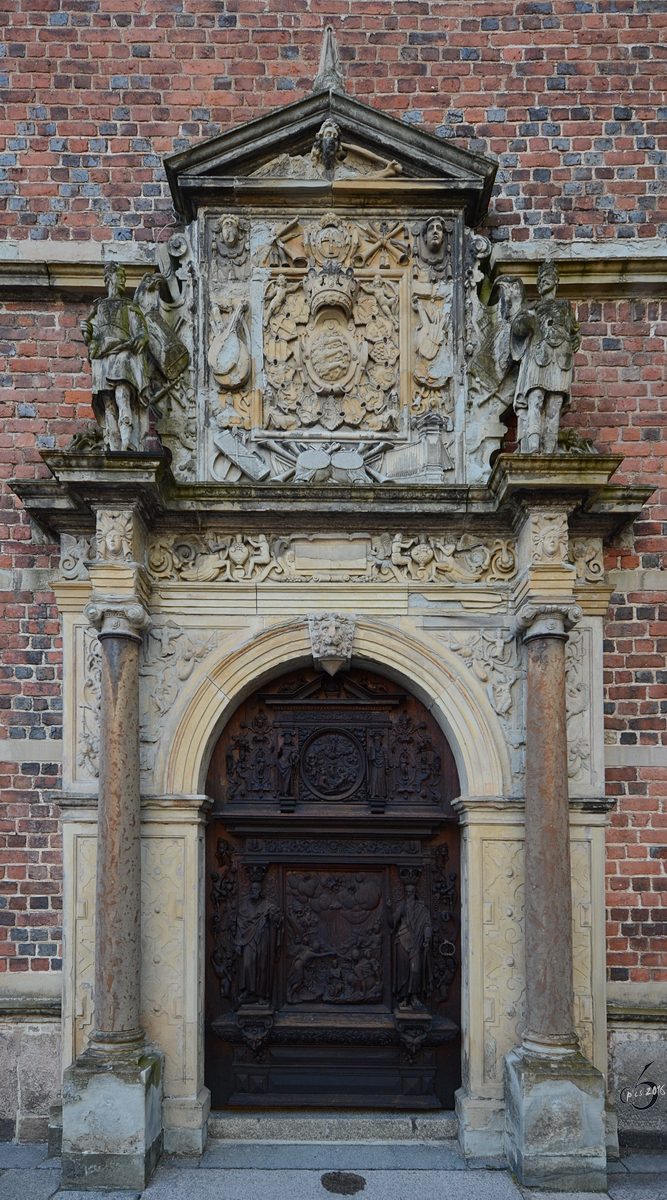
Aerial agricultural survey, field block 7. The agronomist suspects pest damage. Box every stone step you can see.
[208,1109,458,1143]
[201,1138,465,1170]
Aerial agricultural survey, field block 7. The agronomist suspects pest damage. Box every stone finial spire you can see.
[312,24,346,94]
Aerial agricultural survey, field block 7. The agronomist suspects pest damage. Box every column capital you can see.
[84,593,150,641]
[514,601,582,642]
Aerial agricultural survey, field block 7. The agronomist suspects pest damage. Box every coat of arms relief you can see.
[204,192,461,487]
[78,101,583,489]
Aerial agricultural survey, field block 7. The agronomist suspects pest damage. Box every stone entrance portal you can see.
[204,666,461,1109]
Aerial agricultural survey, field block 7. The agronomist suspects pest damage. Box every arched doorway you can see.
[204,665,461,1109]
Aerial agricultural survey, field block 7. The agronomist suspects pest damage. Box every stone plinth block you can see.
[503,1047,606,1192]
[61,1047,163,1191]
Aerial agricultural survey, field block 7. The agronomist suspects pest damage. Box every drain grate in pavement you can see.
[321,1170,367,1195]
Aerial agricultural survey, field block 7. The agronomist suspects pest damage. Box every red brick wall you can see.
[0,2,666,983]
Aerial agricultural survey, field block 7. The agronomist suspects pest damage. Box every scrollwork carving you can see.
[60,533,93,580]
[146,531,516,586]
[570,537,604,585]
[566,627,591,783]
[76,625,102,778]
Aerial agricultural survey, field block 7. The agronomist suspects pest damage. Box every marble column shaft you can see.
[93,627,143,1049]
[523,625,577,1051]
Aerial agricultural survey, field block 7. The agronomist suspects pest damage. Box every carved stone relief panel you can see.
[75,624,102,782]
[570,537,604,585]
[571,838,594,1065]
[566,624,596,790]
[72,834,97,1061]
[141,837,187,1084]
[139,621,222,775]
[530,511,569,565]
[198,202,468,487]
[438,628,525,792]
[147,531,517,587]
[481,839,526,1085]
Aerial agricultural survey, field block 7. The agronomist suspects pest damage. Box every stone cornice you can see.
[10,449,651,544]
[2,245,666,300]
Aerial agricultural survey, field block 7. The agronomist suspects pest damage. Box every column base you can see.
[455,1088,505,1157]
[504,1047,606,1192]
[61,1045,164,1191]
[163,1088,211,1155]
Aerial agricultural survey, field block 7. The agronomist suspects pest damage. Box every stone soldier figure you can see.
[80,263,151,452]
[234,868,282,1004]
[387,868,433,1010]
[510,261,581,454]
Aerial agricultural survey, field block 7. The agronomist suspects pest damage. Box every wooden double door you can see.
[205,666,461,1109]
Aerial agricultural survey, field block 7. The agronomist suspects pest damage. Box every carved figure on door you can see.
[368,730,388,799]
[235,867,282,1004]
[388,869,433,1010]
[277,731,299,798]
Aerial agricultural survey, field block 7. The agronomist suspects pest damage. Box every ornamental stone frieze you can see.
[146,532,517,586]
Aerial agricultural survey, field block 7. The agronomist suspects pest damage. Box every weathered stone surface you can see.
[504,1048,606,1192]
[608,1032,667,1150]
[0,1029,19,1141]
[61,1049,163,1191]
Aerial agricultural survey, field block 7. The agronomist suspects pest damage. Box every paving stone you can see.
[608,1177,667,1199]
[58,1192,139,1200]
[0,1168,60,1200]
[623,1153,667,1173]
[200,1139,467,1170]
[0,1144,48,1168]
[143,1166,523,1200]
[520,1190,611,1200]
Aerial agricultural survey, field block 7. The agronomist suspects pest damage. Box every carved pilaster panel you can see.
[74,623,101,782]
[571,839,594,1065]
[141,836,187,1084]
[72,834,97,1062]
[481,839,526,1085]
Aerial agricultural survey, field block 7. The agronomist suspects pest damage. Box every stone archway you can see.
[159,617,511,800]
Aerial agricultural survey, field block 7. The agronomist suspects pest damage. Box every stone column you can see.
[87,598,148,1056]
[504,599,606,1192]
[61,512,164,1192]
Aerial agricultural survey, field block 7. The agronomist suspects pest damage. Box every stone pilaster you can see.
[61,510,164,1192]
[504,518,606,1191]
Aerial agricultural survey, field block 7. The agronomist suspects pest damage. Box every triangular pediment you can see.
[165,90,496,225]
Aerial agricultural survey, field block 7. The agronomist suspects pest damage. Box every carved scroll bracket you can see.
[308,611,356,676]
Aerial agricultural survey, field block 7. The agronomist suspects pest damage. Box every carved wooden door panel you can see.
[205,666,461,1109]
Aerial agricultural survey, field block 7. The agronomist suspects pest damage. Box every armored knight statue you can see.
[80,263,152,452]
[510,261,581,454]
[387,868,433,1010]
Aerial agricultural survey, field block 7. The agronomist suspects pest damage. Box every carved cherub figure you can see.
[510,261,581,454]
[80,263,151,452]
[263,274,302,329]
